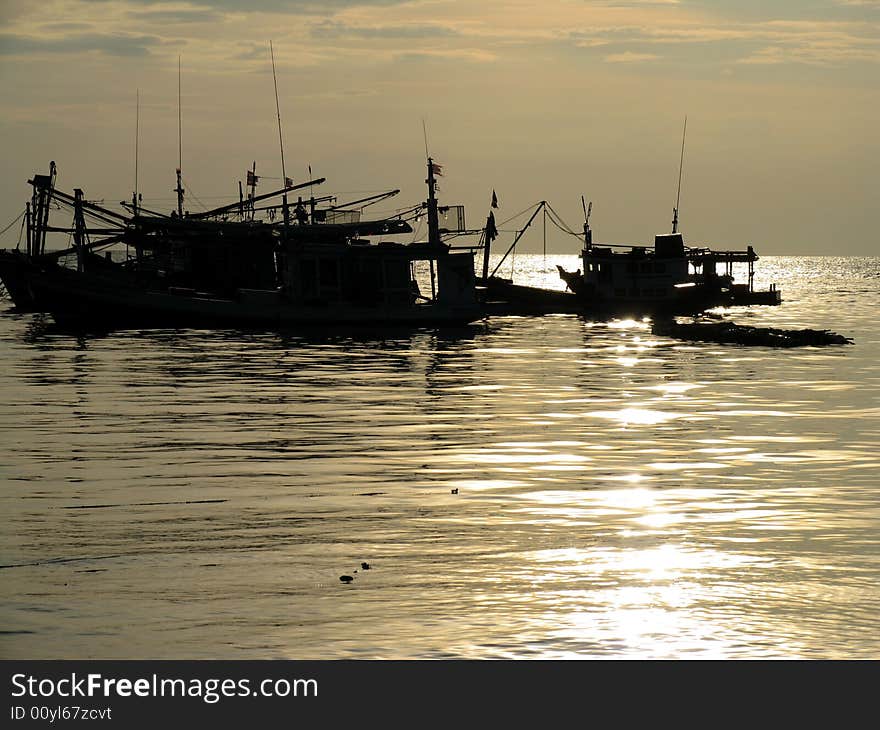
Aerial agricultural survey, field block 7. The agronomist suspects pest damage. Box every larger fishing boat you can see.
[0,159,480,328]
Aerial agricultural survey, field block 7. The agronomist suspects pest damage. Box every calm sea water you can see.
[1,255,878,659]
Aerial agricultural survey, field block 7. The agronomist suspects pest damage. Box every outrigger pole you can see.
[187,177,325,220]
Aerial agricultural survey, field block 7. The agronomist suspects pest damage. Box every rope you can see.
[181,178,209,212]
[496,201,542,229]
[0,209,26,238]
[544,201,583,238]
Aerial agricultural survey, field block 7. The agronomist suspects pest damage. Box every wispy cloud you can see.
[311,20,461,40]
[603,51,660,63]
[1,0,877,73]
[0,31,168,57]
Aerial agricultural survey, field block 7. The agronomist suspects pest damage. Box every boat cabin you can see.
[580,233,694,304]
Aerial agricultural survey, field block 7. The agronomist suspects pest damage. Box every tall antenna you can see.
[270,41,287,189]
[178,57,182,175]
[422,118,429,160]
[175,56,184,217]
[672,114,687,234]
[133,88,140,214]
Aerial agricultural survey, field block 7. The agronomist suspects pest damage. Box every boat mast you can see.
[422,121,442,248]
[672,115,687,234]
[174,57,185,217]
[582,196,592,249]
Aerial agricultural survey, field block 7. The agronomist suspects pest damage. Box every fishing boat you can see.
[0,159,480,329]
[473,196,778,317]
[477,119,780,316]
[554,201,780,315]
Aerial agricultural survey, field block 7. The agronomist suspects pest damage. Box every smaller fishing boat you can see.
[474,196,778,317]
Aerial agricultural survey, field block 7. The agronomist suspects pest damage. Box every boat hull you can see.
[479,275,731,317]
[0,250,43,311]
[27,265,483,329]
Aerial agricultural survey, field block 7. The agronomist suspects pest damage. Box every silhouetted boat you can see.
[0,160,480,329]
[475,197,779,317]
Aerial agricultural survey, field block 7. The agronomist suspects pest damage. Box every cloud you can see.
[79,0,409,12]
[311,20,461,40]
[126,7,223,24]
[2,0,877,74]
[603,51,660,63]
[390,48,496,64]
[0,32,168,57]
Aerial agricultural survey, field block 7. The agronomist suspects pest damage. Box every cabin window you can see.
[630,287,639,297]
[655,262,666,273]
[615,288,626,297]
[641,263,652,273]
[626,262,637,274]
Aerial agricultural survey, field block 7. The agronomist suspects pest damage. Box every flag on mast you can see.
[284,177,294,188]
[247,170,260,186]
[486,211,498,242]
[430,161,443,176]
[491,189,498,208]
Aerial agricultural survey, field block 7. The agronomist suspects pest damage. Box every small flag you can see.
[486,211,498,242]
[430,162,443,177]
[491,189,498,209]
[247,170,260,186]
[285,177,294,188]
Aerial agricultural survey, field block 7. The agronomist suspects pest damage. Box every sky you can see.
[0,0,877,255]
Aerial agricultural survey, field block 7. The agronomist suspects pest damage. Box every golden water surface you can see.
[1,256,878,658]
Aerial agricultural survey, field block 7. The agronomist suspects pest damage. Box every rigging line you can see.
[422,119,429,160]
[675,115,687,216]
[410,217,424,244]
[545,211,584,242]
[543,205,583,239]
[545,211,582,240]
[16,211,26,249]
[544,201,580,236]
[269,41,287,186]
[548,213,579,237]
[496,201,543,229]
[543,203,546,264]
[0,209,26,237]
[180,178,208,211]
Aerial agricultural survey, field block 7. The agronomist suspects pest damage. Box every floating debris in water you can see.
[339,575,354,584]
[653,319,853,347]
[451,488,459,494]
[361,562,371,570]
